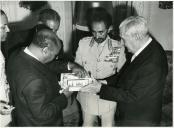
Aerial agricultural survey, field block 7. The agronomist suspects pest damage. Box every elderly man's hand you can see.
[80,79,102,94]
[68,62,88,78]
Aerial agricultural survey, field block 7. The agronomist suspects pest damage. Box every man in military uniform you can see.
[75,7,126,126]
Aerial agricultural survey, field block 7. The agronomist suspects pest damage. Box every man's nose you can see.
[6,25,10,32]
[95,33,100,39]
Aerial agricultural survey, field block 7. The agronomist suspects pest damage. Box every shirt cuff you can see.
[99,80,107,85]
[67,62,71,70]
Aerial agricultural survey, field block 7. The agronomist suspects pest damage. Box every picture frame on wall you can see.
[159,1,173,9]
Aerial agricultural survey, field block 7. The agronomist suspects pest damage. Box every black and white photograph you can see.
[0,0,173,127]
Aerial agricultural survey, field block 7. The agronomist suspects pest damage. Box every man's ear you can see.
[42,47,49,55]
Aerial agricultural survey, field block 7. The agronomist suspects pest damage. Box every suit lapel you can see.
[130,40,154,66]
[118,40,154,88]
[21,50,57,82]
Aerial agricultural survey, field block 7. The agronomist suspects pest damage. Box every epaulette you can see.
[81,36,92,41]
[89,37,94,47]
[108,38,113,51]
[80,37,93,47]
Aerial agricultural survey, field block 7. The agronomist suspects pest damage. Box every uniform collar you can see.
[89,36,110,47]
[99,36,109,47]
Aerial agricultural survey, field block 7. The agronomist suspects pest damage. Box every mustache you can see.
[94,38,104,41]
[94,38,105,42]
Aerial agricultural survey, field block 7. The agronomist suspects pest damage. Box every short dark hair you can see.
[86,7,112,30]
[32,28,61,51]
[38,9,60,23]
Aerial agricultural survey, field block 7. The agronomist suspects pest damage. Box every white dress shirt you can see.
[24,47,71,70]
[24,47,40,61]
[131,37,152,62]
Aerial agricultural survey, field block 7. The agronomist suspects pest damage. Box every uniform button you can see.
[97,59,100,62]
[96,69,100,72]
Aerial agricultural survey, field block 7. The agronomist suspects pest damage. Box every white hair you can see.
[119,16,149,40]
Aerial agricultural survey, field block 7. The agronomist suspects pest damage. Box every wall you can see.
[148,2,173,51]
[124,1,173,51]
[48,1,73,54]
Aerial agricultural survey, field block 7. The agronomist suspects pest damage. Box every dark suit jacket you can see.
[7,49,68,126]
[99,38,168,126]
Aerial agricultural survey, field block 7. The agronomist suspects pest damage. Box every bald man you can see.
[7,28,72,126]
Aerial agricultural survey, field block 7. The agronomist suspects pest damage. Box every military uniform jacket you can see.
[75,36,126,115]
[75,36,126,79]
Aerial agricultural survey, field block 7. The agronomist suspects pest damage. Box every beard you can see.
[94,37,106,44]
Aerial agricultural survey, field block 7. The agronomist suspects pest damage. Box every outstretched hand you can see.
[80,78,102,94]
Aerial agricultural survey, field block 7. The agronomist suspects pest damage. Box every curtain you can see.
[74,1,114,31]
[71,1,134,54]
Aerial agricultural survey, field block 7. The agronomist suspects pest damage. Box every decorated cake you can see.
[59,73,93,92]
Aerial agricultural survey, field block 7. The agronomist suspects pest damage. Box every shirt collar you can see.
[24,47,40,61]
[131,37,152,62]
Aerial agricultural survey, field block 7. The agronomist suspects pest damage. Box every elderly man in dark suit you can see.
[80,16,168,126]
[6,28,86,126]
